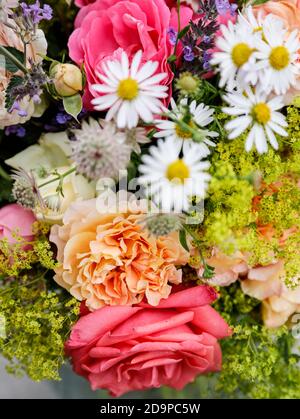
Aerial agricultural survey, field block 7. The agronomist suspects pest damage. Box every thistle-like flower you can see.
[11,168,45,210]
[125,127,150,154]
[72,118,132,181]
[143,213,184,237]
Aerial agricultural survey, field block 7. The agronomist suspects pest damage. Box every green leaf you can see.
[178,25,190,39]
[202,264,215,280]
[5,75,24,110]
[167,54,177,63]
[63,94,82,121]
[179,229,189,252]
[0,47,24,73]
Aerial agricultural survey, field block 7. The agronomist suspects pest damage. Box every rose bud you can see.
[51,63,83,97]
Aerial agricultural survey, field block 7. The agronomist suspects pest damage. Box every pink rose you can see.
[68,0,193,109]
[66,285,231,396]
[75,0,95,6]
[0,204,36,245]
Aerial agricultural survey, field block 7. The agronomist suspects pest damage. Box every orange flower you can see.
[241,261,300,328]
[50,196,189,311]
[198,248,249,287]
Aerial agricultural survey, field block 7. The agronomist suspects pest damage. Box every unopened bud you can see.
[51,63,83,97]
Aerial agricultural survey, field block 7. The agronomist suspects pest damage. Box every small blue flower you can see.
[5,125,26,138]
[9,101,28,118]
[183,46,195,62]
[56,112,72,125]
[215,0,237,16]
[167,28,178,46]
[203,35,211,44]
[20,1,52,24]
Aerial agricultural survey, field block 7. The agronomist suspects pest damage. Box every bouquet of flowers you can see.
[1,0,300,399]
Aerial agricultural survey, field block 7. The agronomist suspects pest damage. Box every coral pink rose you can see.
[66,285,231,396]
[68,0,193,109]
[253,0,300,103]
[75,0,95,6]
[0,204,36,245]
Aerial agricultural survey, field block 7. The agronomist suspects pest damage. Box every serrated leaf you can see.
[0,47,24,73]
[5,75,24,110]
[179,229,190,252]
[203,264,215,280]
[63,93,82,121]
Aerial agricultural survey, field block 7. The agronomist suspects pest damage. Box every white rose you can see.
[5,131,96,223]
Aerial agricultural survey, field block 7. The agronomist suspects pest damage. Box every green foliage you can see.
[62,94,83,121]
[5,76,24,111]
[0,271,80,381]
[200,107,300,284]
[0,47,24,74]
[0,222,58,276]
[161,284,300,399]
[215,285,300,399]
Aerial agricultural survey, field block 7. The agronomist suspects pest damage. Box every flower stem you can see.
[0,45,28,74]
[0,164,11,182]
[38,167,76,189]
[173,0,182,58]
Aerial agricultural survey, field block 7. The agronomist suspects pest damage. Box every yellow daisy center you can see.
[166,159,190,184]
[269,46,290,70]
[117,78,139,100]
[175,120,195,139]
[231,43,253,67]
[252,102,271,124]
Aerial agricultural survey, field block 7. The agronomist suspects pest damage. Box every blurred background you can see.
[0,357,163,399]
[0,356,218,399]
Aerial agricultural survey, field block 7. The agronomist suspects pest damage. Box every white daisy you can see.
[210,20,257,90]
[238,6,283,36]
[253,17,300,95]
[138,137,211,213]
[223,87,288,154]
[92,50,168,129]
[154,98,218,157]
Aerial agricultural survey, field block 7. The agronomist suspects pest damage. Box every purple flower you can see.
[42,4,52,20]
[203,51,212,71]
[56,112,72,125]
[183,46,195,62]
[9,101,28,118]
[20,1,52,24]
[203,35,211,44]
[32,94,41,104]
[215,0,237,16]
[5,125,26,138]
[203,61,212,71]
[167,28,178,46]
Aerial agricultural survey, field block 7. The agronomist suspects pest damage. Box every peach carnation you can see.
[50,197,189,311]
